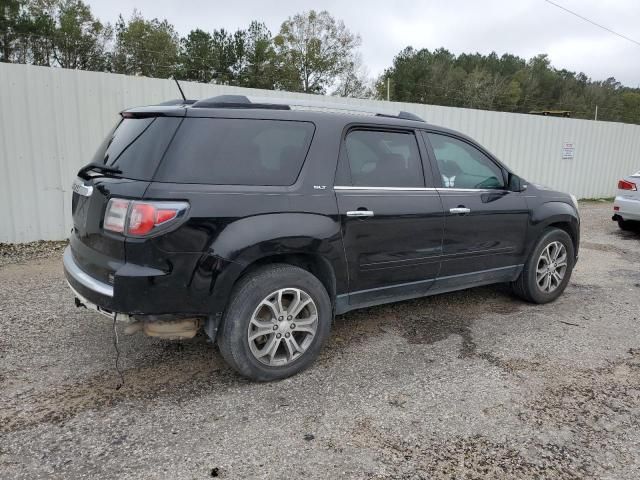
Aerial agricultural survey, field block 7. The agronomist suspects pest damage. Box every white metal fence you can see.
[2,62,639,243]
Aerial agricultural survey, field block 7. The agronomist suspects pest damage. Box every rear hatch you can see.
[71,113,183,284]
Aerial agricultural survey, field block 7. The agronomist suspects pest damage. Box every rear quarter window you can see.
[154,118,315,185]
[91,117,182,181]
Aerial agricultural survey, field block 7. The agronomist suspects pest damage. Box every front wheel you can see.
[217,264,332,381]
[512,228,575,304]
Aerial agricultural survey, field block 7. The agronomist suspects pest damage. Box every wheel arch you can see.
[530,201,580,259]
[235,253,337,307]
[547,220,579,254]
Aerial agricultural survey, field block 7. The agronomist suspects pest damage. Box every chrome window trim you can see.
[63,246,114,297]
[334,186,437,192]
[437,188,495,193]
[333,186,497,192]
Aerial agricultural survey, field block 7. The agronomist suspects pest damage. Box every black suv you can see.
[64,95,580,381]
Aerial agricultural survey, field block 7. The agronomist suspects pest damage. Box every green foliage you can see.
[0,0,28,62]
[1,1,638,125]
[274,10,361,93]
[52,0,111,70]
[331,54,373,98]
[177,28,215,83]
[621,92,640,124]
[176,27,246,84]
[111,11,179,78]
[379,48,640,123]
[1,0,109,68]
[238,21,276,89]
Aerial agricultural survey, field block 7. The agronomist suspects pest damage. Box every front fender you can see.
[528,200,580,257]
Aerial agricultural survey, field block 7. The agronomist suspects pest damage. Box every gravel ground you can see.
[1,201,639,479]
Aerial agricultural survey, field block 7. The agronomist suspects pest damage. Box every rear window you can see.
[91,117,182,180]
[154,118,315,185]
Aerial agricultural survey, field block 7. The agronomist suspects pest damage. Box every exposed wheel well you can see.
[548,221,578,252]
[234,254,337,307]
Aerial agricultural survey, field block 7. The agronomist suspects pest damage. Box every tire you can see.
[618,219,639,231]
[217,263,332,381]
[512,228,575,304]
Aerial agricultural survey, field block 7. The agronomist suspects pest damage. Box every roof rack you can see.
[156,99,198,106]
[192,95,290,110]
[376,111,426,122]
[189,95,426,122]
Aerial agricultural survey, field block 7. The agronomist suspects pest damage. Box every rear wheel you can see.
[618,219,639,231]
[217,264,332,381]
[512,228,575,304]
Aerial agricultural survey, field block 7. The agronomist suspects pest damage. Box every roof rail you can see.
[192,95,290,110]
[375,111,425,122]
[188,94,426,122]
[156,99,198,106]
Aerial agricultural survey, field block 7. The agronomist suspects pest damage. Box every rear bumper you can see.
[63,245,241,317]
[613,195,640,221]
[64,246,124,316]
[63,247,113,297]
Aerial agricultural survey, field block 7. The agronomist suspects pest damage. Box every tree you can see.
[51,0,111,70]
[461,68,503,110]
[375,45,640,124]
[0,0,28,62]
[274,10,360,93]
[238,21,276,89]
[332,53,372,98]
[621,92,640,124]
[112,11,179,78]
[178,28,215,82]
[209,28,244,84]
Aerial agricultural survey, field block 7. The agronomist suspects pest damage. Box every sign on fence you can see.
[562,142,575,160]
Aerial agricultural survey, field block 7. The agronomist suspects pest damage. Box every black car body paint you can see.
[64,100,580,330]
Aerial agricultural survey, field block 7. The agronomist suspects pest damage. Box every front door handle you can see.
[449,207,471,214]
[346,210,374,218]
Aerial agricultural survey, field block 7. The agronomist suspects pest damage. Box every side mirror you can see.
[508,173,527,192]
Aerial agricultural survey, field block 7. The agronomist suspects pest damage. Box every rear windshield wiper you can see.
[78,162,123,177]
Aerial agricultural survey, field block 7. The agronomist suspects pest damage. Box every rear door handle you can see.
[346,210,374,218]
[449,207,471,214]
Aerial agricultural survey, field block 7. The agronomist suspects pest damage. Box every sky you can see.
[86,0,640,87]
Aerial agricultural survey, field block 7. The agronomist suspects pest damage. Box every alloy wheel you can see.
[247,288,318,366]
[536,241,568,293]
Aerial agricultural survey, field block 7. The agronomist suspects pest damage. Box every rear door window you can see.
[155,118,315,185]
[342,130,424,188]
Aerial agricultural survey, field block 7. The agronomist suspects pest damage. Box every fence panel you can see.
[2,63,638,242]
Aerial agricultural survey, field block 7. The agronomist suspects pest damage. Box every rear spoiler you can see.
[120,105,189,118]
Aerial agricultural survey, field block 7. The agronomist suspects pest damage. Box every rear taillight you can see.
[618,179,637,191]
[104,199,129,233]
[104,199,189,237]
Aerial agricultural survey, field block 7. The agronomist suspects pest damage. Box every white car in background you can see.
[613,171,640,231]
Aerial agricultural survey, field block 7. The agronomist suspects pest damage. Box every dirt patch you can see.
[519,350,640,436]
[608,268,640,282]
[0,343,233,434]
[351,418,588,479]
[0,240,68,268]
[581,241,633,257]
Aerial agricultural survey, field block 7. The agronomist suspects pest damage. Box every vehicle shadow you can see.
[328,284,522,360]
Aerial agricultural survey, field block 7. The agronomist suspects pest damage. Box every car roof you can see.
[121,95,467,139]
